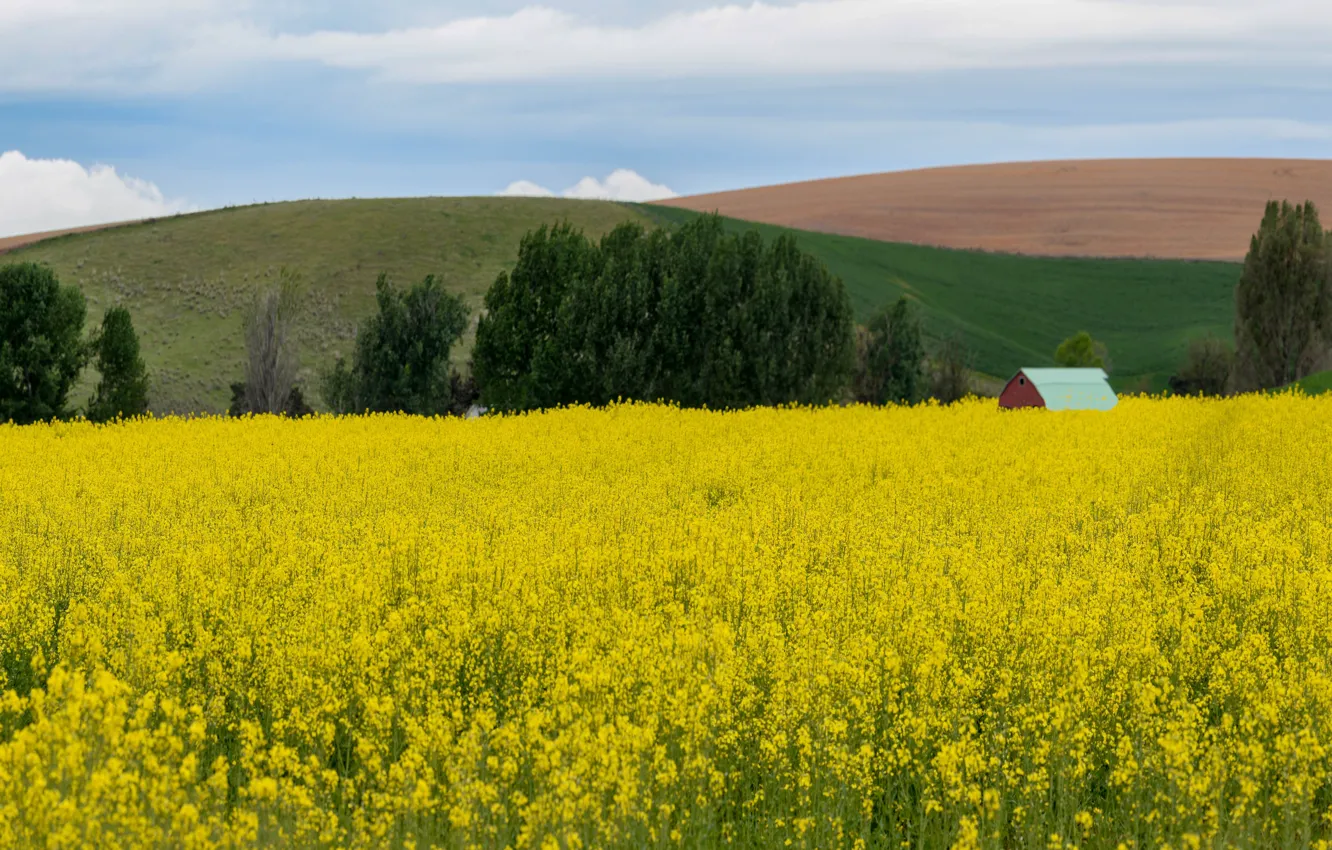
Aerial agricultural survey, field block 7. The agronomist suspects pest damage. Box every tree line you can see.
[2,204,1328,423]
[0,262,148,425]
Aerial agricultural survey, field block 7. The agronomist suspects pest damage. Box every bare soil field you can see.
[655,159,1332,261]
[0,220,143,255]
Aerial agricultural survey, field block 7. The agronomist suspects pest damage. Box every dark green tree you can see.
[1054,331,1109,370]
[0,262,88,424]
[87,307,149,422]
[322,274,469,415]
[855,297,925,405]
[473,222,600,411]
[1234,200,1331,389]
[473,214,854,412]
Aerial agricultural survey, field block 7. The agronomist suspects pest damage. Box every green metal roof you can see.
[1018,368,1118,411]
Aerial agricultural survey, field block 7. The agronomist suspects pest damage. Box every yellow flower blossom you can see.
[0,396,1329,847]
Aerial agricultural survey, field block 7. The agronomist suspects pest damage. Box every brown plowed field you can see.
[654,158,1332,261]
[0,220,142,255]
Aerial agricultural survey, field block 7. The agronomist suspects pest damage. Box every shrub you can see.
[228,382,313,417]
[1169,336,1234,397]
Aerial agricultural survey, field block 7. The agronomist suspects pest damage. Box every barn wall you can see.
[999,373,1045,409]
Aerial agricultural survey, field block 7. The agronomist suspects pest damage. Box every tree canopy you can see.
[473,215,855,411]
[0,262,88,424]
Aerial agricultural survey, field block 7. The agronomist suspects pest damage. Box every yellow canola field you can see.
[2,397,1332,849]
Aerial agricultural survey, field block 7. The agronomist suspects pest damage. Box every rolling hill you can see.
[1282,370,1332,396]
[5,194,1243,414]
[5,199,660,413]
[654,158,1332,261]
[639,206,1239,392]
[0,221,145,254]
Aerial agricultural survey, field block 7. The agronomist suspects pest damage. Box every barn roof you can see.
[1019,368,1117,411]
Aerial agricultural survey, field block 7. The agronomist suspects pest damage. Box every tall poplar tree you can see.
[1234,200,1332,389]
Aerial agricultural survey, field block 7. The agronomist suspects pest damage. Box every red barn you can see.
[999,368,1117,411]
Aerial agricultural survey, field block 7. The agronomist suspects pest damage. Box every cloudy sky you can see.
[2,0,1332,236]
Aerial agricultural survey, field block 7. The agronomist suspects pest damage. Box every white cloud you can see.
[562,170,678,201]
[497,179,557,198]
[497,170,677,202]
[0,151,193,238]
[4,0,1332,92]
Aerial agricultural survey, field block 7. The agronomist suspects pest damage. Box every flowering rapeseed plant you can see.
[1,397,1331,848]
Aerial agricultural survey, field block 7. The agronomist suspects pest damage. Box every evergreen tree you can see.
[0,262,88,424]
[87,307,149,422]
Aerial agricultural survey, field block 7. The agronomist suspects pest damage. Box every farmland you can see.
[654,158,1332,261]
[641,206,1239,391]
[3,397,1332,847]
[5,196,1242,412]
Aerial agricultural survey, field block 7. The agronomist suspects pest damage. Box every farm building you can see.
[999,368,1117,410]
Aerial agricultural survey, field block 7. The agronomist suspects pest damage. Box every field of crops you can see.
[2,398,1332,848]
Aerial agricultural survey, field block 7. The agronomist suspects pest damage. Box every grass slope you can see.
[639,206,1241,391]
[9,198,657,413]
[1278,370,1332,395]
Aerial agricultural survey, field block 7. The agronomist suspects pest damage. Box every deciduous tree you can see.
[930,334,971,404]
[243,268,302,415]
[322,274,469,415]
[1054,331,1110,371]
[1234,200,1331,389]
[473,214,854,412]
[0,262,87,424]
[854,297,925,405]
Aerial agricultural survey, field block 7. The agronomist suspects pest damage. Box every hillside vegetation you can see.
[7,197,1242,412]
[640,206,1240,391]
[6,199,659,413]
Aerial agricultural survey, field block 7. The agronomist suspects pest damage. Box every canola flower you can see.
[1,396,1331,849]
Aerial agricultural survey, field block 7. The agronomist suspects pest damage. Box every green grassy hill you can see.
[1277,370,1332,395]
[6,197,1242,413]
[638,206,1241,393]
[8,198,659,413]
